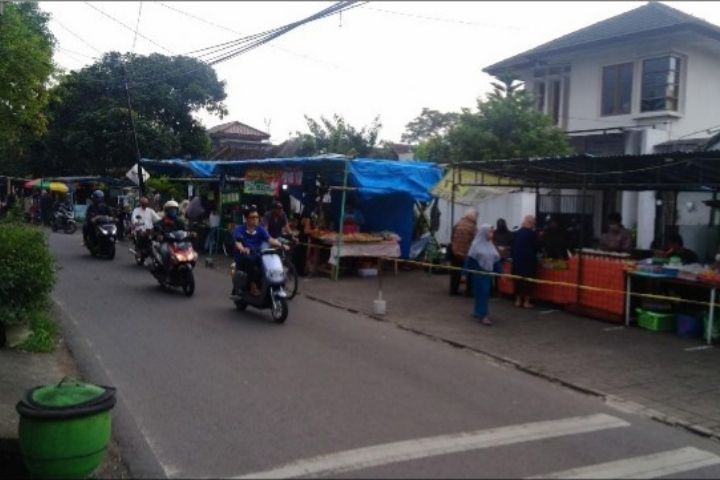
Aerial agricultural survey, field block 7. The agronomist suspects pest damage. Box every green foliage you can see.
[292,114,384,158]
[0,1,55,176]
[448,74,572,161]
[401,108,459,144]
[35,52,227,176]
[18,307,57,353]
[409,73,572,163]
[0,224,56,327]
[146,175,184,201]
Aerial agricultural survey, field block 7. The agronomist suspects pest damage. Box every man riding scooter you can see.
[233,206,286,296]
[131,196,160,264]
[83,190,111,245]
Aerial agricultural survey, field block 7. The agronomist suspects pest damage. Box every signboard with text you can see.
[244,169,281,196]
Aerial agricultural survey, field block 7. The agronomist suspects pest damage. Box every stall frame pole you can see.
[334,160,350,281]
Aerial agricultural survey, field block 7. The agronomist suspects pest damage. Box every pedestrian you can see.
[511,215,540,308]
[492,218,513,259]
[449,208,478,296]
[599,212,632,253]
[40,190,52,226]
[263,201,290,238]
[465,223,501,325]
[205,206,221,254]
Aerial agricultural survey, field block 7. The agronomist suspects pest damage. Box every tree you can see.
[447,74,572,161]
[0,2,55,176]
[401,108,459,144]
[36,52,227,176]
[412,73,572,163]
[292,114,391,158]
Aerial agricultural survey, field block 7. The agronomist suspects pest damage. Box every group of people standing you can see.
[450,211,541,326]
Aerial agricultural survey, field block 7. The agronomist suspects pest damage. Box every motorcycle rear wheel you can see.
[107,243,116,260]
[64,222,77,234]
[234,299,247,311]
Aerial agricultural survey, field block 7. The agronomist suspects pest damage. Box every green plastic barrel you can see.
[16,378,116,479]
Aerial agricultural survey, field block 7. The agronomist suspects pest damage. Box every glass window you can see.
[601,63,633,116]
[534,81,546,112]
[641,56,680,112]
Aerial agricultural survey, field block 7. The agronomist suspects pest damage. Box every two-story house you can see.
[482,2,720,253]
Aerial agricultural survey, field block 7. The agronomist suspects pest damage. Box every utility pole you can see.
[121,62,145,196]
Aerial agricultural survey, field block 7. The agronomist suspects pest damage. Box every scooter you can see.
[51,205,77,234]
[230,246,289,323]
[149,230,198,296]
[128,215,152,266]
[85,215,117,259]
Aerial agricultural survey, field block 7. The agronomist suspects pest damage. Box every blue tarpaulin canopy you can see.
[141,155,443,257]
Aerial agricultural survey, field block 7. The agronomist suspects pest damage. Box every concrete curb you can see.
[304,293,720,444]
[51,297,168,479]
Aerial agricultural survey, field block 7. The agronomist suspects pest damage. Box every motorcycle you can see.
[85,215,117,260]
[51,205,77,234]
[149,230,197,296]
[128,215,152,266]
[230,245,289,323]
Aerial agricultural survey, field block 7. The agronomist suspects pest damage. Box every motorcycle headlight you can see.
[98,227,109,235]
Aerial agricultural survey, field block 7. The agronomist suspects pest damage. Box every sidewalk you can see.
[0,306,129,478]
[298,267,720,439]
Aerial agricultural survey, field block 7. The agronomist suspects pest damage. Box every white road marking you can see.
[531,447,720,479]
[604,326,625,332]
[540,309,558,315]
[235,414,630,479]
[685,345,713,352]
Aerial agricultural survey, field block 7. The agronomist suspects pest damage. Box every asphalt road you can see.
[50,232,720,479]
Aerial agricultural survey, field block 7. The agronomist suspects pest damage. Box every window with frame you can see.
[641,55,680,112]
[601,63,633,116]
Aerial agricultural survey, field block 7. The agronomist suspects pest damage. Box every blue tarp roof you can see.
[141,155,443,202]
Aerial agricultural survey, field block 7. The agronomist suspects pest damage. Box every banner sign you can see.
[282,169,303,187]
[244,169,281,196]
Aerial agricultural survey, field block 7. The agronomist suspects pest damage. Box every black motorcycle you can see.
[230,246,289,323]
[149,230,198,296]
[85,215,117,260]
[51,205,77,234]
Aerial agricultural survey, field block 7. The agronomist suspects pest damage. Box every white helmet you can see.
[163,200,179,210]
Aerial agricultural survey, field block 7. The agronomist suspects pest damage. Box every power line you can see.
[84,1,174,55]
[127,1,364,89]
[130,1,143,54]
[52,17,103,55]
[365,5,529,32]
[156,2,340,69]
[56,46,98,61]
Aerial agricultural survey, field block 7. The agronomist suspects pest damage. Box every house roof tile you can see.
[484,2,720,74]
[207,121,270,140]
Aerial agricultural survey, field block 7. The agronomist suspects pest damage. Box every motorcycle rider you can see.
[233,206,285,296]
[131,196,160,260]
[153,200,187,269]
[83,190,111,245]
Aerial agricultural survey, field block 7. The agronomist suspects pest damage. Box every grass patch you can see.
[18,308,57,353]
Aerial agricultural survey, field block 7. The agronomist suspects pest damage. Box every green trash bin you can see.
[15,378,117,479]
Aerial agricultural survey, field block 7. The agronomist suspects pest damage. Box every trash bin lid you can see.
[28,378,109,408]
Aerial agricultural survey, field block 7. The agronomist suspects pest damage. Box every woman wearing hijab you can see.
[511,215,540,308]
[465,224,501,325]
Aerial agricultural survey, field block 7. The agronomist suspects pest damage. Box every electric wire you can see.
[84,1,174,55]
[52,17,103,55]
[157,2,340,68]
[130,1,143,54]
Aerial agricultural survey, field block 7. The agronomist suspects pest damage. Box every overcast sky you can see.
[40,1,720,145]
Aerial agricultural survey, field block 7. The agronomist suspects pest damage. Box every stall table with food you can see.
[624,257,720,344]
[308,230,401,278]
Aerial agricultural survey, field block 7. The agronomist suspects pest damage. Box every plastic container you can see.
[358,268,378,278]
[675,313,702,338]
[636,308,676,332]
[16,378,117,479]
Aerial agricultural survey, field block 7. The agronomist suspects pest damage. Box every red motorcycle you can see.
[149,230,198,296]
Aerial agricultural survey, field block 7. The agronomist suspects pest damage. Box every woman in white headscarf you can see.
[465,223,501,325]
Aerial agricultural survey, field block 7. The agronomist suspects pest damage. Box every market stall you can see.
[141,155,443,278]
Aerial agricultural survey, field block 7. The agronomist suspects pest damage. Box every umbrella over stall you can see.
[23,179,69,193]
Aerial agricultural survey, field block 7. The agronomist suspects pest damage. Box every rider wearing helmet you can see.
[83,190,111,244]
[153,200,187,268]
